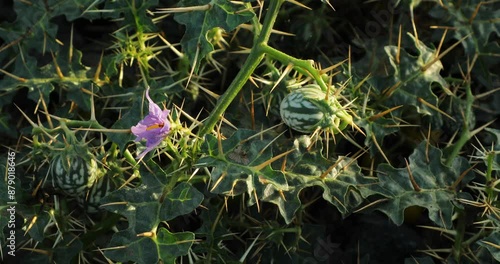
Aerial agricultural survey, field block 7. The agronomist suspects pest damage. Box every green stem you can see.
[245,2,262,45]
[197,0,285,137]
[259,44,328,92]
[447,83,474,261]
[445,84,474,166]
[64,119,106,130]
[32,119,108,138]
[445,125,470,167]
[485,152,494,183]
[452,208,466,262]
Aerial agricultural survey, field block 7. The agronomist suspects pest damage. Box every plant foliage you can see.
[1,0,499,263]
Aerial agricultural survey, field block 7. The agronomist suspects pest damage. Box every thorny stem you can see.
[245,2,262,45]
[259,44,329,92]
[445,82,487,262]
[452,208,466,262]
[445,83,474,166]
[31,119,106,137]
[198,0,332,137]
[442,84,472,261]
[197,0,285,137]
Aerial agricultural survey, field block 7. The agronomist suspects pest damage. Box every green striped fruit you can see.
[280,84,353,133]
[50,150,99,196]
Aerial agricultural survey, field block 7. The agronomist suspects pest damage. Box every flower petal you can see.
[131,88,172,159]
[146,88,168,120]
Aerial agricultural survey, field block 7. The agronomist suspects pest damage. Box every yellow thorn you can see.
[450,163,476,190]
[94,51,104,83]
[69,23,74,62]
[381,81,401,98]
[0,68,27,82]
[24,215,38,236]
[371,134,391,166]
[319,59,348,75]
[137,231,155,237]
[210,171,227,192]
[51,52,65,79]
[320,156,345,180]
[39,91,54,128]
[369,105,403,122]
[270,63,293,94]
[14,104,38,128]
[417,97,456,122]
[253,189,260,213]
[421,34,470,72]
[287,0,312,10]
[396,25,402,64]
[252,149,295,171]
[279,190,287,201]
[435,29,448,59]
[405,158,421,192]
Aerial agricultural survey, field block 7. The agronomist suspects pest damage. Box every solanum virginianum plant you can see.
[0,0,499,263]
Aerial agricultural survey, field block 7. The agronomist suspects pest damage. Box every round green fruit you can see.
[280,84,353,133]
[50,153,99,196]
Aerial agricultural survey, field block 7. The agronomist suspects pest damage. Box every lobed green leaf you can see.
[369,141,475,228]
[174,0,254,72]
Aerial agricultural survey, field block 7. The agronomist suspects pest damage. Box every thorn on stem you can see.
[405,158,421,192]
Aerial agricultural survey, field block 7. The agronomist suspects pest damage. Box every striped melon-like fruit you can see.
[280,84,353,133]
[50,149,99,196]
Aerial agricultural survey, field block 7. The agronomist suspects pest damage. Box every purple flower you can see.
[131,88,170,160]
